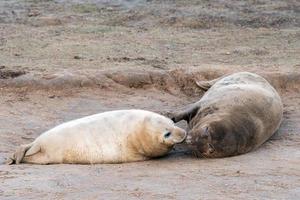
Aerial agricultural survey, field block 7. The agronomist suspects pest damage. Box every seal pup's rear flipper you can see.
[5,157,14,165]
[6,144,31,165]
[6,143,40,165]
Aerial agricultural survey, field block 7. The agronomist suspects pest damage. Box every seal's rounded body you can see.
[8,110,186,164]
[172,72,283,158]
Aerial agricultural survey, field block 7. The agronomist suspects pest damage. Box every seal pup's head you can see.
[128,113,187,158]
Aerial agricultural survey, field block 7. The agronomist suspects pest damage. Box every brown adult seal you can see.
[171,72,283,158]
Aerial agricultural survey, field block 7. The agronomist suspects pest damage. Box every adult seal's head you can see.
[185,110,259,158]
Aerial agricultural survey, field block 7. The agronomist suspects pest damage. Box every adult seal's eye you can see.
[164,131,172,138]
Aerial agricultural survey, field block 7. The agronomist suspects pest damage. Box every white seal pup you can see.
[7,109,187,164]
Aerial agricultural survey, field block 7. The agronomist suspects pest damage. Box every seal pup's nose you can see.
[173,127,187,144]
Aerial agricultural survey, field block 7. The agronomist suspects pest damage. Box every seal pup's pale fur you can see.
[7,109,187,164]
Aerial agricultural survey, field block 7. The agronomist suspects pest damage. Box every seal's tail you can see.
[6,142,40,165]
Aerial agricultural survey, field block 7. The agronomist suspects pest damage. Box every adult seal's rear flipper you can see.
[196,78,220,91]
[196,75,226,91]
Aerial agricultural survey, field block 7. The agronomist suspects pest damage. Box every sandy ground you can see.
[0,0,300,199]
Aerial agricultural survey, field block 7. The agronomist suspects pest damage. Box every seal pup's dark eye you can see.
[164,131,172,138]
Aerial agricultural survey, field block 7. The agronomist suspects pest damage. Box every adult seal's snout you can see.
[185,134,194,145]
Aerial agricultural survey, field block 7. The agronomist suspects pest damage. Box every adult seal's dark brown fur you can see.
[171,72,283,158]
